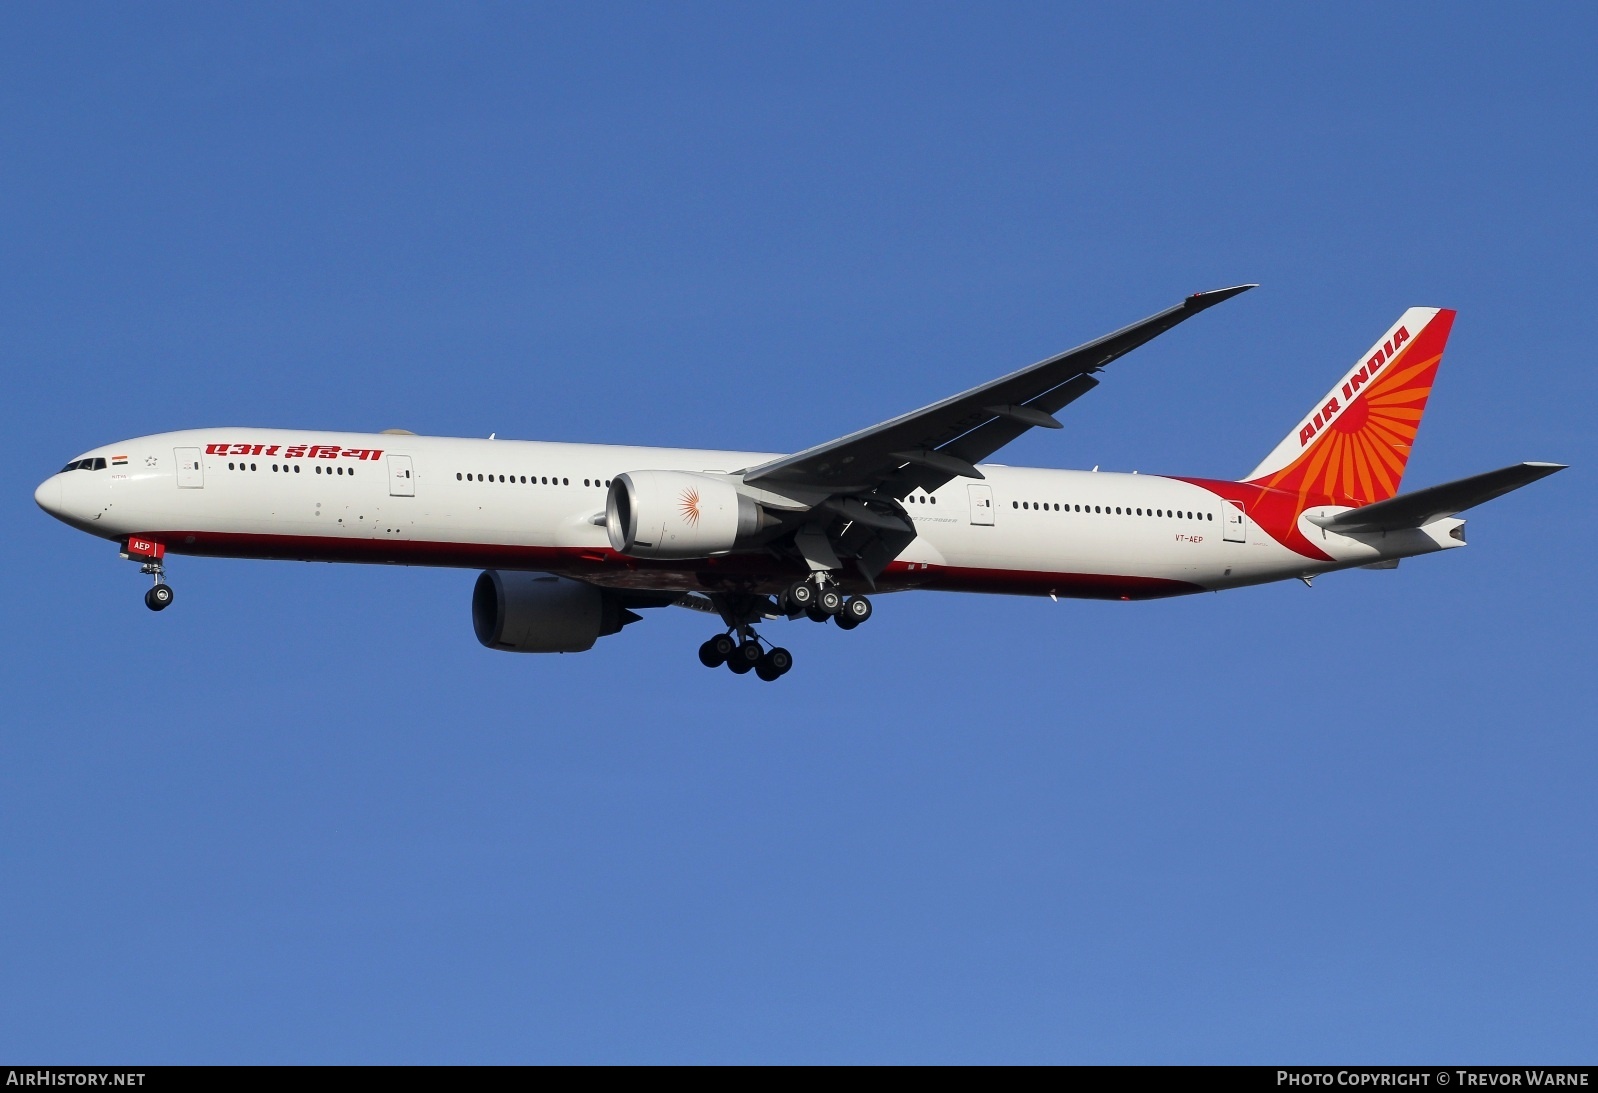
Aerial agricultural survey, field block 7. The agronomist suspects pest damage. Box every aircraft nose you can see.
[34,475,63,517]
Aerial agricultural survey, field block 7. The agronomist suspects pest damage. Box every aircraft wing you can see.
[742,284,1255,498]
[1307,462,1567,533]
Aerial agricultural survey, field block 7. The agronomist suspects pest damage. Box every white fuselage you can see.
[35,428,1464,602]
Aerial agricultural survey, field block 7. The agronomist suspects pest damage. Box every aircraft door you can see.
[387,455,415,497]
[1222,501,1247,543]
[175,447,204,488]
[968,483,995,525]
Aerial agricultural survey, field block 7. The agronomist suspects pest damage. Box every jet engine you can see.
[472,570,631,653]
[605,470,770,559]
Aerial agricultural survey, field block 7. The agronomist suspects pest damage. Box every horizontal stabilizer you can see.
[1306,462,1565,533]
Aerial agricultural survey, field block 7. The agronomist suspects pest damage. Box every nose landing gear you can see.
[122,537,174,612]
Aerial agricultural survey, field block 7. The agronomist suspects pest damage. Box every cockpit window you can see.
[92,457,106,470]
[60,458,108,472]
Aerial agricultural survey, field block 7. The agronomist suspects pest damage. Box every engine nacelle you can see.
[606,470,767,559]
[472,571,627,653]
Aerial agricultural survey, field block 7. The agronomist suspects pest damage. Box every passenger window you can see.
[251,463,257,471]
[930,496,935,504]
[562,478,569,485]
[1012,501,1018,509]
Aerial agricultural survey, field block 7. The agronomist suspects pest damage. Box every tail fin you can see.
[1245,307,1456,506]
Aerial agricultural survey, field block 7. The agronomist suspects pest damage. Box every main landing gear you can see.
[782,578,871,630]
[694,576,873,681]
[698,631,793,682]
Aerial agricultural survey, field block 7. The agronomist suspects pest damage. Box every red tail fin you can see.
[1245,307,1455,507]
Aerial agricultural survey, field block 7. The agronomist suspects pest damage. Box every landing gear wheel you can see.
[144,584,174,612]
[805,605,829,623]
[843,595,872,624]
[817,588,844,616]
[835,614,859,631]
[699,634,736,667]
[783,581,815,612]
[755,647,793,682]
[727,639,762,673]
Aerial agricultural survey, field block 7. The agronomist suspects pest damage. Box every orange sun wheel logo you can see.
[679,487,701,526]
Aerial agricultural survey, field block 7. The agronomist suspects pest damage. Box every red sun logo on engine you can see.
[678,487,701,526]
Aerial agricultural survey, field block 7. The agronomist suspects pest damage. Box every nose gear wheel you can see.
[133,554,174,612]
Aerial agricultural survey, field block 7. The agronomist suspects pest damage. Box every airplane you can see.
[34,285,1564,681]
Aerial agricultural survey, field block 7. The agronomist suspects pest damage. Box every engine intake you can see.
[606,470,770,559]
[472,571,629,653]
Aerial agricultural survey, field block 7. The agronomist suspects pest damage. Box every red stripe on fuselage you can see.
[1169,476,1333,561]
[140,529,1205,602]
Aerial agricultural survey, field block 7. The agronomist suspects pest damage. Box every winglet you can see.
[1184,284,1257,312]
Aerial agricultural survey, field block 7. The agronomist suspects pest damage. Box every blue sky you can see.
[2,3,1593,1063]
